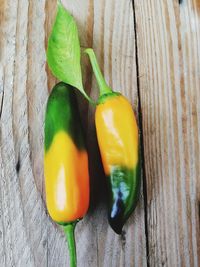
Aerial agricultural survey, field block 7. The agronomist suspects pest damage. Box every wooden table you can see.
[0,0,199,266]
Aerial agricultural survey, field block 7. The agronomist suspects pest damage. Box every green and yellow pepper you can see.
[44,82,89,267]
[85,49,141,234]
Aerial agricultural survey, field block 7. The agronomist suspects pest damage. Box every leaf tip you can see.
[57,0,73,19]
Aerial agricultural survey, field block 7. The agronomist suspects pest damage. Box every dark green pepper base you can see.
[107,161,141,235]
[45,82,85,152]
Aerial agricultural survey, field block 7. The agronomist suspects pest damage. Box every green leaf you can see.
[47,2,93,103]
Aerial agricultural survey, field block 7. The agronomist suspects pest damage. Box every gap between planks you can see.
[132,1,150,266]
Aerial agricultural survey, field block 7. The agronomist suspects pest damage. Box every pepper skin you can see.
[44,82,89,224]
[85,49,141,234]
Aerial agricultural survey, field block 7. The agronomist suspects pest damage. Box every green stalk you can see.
[85,48,112,96]
[63,223,77,267]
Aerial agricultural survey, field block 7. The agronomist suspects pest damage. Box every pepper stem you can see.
[85,48,112,96]
[63,223,77,267]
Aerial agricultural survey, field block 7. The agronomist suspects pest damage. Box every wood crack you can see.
[0,65,4,120]
[132,1,150,266]
[0,89,4,120]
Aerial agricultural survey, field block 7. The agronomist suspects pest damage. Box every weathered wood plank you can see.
[82,0,147,266]
[0,0,146,267]
[134,0,200,266]
[0,1,36,266]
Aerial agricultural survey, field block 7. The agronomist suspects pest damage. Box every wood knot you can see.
[16,159,20,173]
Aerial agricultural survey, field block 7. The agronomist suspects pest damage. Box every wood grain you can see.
[0,0,146,267]
[134,0,200,266]
[1,0,199,266]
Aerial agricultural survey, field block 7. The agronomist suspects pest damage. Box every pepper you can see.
[44,82,89,267]
[85,49,141,234]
